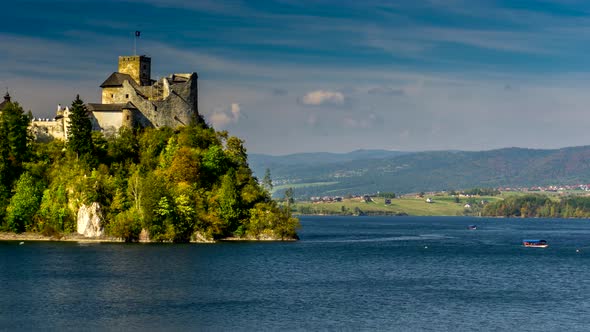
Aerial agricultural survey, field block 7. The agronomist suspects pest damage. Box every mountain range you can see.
[248,146,590,198]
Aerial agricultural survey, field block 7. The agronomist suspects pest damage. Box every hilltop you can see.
[250,146,590,197]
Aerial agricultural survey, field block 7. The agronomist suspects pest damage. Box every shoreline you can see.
[0,232,298,243]
[0,232,123,243]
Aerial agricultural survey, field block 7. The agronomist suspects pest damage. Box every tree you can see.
[139,172,168,238]
[108,127,139,164]
[378,192,396,198]
[0,101,32,223]
[225,136,248,167]
[217,169,242,234]
[173,193,196,242]
[6,172,44,233]
[273,205,300,240]
[202,144,229,181]
[284,187,294,205]
[247,202,300,240]
[0,101,32,187]
[109,208,142,242]
[262,168,273,193]
[37,184,73,233]
[67,95,93,158]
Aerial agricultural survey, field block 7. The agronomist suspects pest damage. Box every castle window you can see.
[126,115,130,120]
[111,94,114,98]
[125,94,129,99]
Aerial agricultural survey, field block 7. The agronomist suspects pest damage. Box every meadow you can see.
[293,194,504,216]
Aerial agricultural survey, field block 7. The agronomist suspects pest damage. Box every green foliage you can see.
[139,127,174,170]
[284,187,294,204]
[377,192,396,198]
[217,169,243,234]
[6,172,45,232]
[247,202,300,239]
[463,188,501,196]
[0,101,32,190]
[108,127,139,164]
[67,95,94,159]
[37,185,73,233]
[481,194,590,218]
[203,144,230,180]
[225,136,248,167]
[108,208,142,242]
[139,172,169,239]
[262,168,273,193]
[172,192,197,242]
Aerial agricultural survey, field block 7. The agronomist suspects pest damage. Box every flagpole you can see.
[134,31,141,56]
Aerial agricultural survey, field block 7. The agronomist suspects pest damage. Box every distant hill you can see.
[249,146,590,198]
[249,149,410,170]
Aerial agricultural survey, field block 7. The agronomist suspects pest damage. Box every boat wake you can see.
[306,234,451,243]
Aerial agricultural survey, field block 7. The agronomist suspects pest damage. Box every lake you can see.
[2,216,590,331]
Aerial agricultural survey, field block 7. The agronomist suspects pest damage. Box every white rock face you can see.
[77,202,104,237]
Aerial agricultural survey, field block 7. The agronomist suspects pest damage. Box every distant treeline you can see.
[450,188,501,196]
[295,205,406,217]
[482,194,590,218]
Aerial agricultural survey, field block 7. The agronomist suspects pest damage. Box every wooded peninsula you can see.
[0,97,299,242]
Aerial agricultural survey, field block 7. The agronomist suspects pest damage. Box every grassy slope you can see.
[294,195,504,216]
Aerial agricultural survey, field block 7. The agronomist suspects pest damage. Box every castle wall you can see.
[120,80,157,128]
[151,74,198,127]
[108,74,198,129]
[92,111,123,134]
[122,108,135,128]
[101,87,124,104]
[30,120,65,142]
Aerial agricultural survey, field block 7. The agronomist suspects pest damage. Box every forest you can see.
[0,96,299,242]
[481,194,590,218]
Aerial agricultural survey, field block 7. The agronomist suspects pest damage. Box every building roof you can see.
[0,92,11,110]
[87,102,137,112]
[100,72,135,88]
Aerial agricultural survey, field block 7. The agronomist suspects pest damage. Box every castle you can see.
[30,55,199,141]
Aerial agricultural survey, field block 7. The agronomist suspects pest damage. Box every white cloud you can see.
[208,103,241,128]
[301,90,345,106]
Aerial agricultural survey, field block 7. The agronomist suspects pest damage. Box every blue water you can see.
[2,216,590,331]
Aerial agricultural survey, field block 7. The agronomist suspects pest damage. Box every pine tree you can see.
[67,95,93,158]
[0,101,32,183]
[0,101,32,226]
[262,168,273,193]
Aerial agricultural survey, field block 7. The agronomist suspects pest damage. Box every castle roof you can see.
[0,92,11,110]
[100,72,136,88]
[87,102,137,112]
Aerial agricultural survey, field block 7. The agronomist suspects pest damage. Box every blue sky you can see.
[4,0,590,154]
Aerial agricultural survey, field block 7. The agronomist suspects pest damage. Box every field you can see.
[293,194,504,216]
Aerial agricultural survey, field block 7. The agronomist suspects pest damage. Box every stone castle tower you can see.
[118,55,151,86]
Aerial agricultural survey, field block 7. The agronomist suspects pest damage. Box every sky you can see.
[4,0,590,155]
